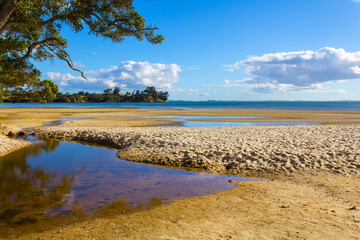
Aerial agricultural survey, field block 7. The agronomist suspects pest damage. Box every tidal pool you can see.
[0,137,258,235]
[44,116,321,127]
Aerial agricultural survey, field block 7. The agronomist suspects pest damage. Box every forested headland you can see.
[55,87,169,103]
[2,86,169,103]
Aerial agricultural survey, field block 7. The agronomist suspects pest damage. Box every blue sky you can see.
[36,0,360,100]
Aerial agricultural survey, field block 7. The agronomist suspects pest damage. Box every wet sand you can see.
[34,125,360,176]
[1,107,360,239]
[0,124,30,157]
[2,107,360,128]
[14,173,360,240]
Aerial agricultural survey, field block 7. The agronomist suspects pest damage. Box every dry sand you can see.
[1,107,360,239]
[0,135,30,157]
[0,124,30,157]
[34,125,360,176]
[61,117,181,127]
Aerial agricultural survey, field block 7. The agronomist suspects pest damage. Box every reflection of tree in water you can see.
[0,139,164,237]
[92,198,163,218]
[0,139,83,227]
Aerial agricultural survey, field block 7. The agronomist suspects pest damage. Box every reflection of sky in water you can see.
[181,121,320,127]
[44,116,322,127]
[0,140,260,223]
[43,117,94,126]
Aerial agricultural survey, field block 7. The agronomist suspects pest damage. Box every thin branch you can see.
[89,13,102,21]
[44,43,86,79]
[20,37,64,61]
[50,44,75,69]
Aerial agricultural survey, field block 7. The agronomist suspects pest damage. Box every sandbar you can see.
[0,107,359,239]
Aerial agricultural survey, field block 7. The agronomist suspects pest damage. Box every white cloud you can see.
[47,61,181,92]
[226,47,360,93]
[168,88,211,97]
[73,61,86,68]
[188,65,200,70]
[246,83,322,93]
[352,0,360,2]
[91,52,97,55]
[219,78,251,87]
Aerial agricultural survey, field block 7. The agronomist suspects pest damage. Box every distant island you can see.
[3,86,169,103]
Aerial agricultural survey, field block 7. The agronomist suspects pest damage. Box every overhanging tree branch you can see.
[1,0,164,88]
[0,16,62,35]
[45,43,86,79]
[20,37,65,61]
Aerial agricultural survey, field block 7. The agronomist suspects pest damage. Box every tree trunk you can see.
[0,0,17,32]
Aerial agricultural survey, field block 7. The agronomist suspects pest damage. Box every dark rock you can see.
[7,131,16,137]
[228,179,235,183]
[18,131,27,137]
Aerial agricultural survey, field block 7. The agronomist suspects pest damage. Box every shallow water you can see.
[1,101,360,111]
[43,116,321,127]
[0,137,257,233]
[44,117,94,126]
[180,121,320,127]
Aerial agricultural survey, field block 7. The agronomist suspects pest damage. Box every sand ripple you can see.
[0,124,31,156]
[34,125,360,176]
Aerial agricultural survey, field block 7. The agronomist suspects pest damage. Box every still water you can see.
[43,116,321,127]
[1,101,360,111]
[0,137,257,234]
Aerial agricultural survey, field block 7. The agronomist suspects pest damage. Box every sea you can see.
[1,101,360,111]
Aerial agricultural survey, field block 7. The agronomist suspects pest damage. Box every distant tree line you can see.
[54,87,168,103]
[1,79,59,103]
[2,86,169,103]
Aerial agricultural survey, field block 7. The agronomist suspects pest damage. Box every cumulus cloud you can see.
[219,79,251,87]
[73,61,86,68]
[225,47,360,93]
[47,61,181,92]
[168,88,213,97]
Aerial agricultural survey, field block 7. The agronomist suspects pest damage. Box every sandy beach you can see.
[34,124,360,176]
[0,135,30,157]
[0,107,360,239]
[0,124,30,157]
[2,107,360,128]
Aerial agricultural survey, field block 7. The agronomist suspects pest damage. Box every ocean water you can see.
[1,101,360,111]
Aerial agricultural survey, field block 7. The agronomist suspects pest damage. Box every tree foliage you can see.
[2,86,168,103]
[0,0,164,97]
[1,79,59,103]
[53,86,169,103]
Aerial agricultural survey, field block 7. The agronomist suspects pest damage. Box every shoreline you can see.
[0,124,31,157]
[1,108,360,239]
[1,100,360,112]
[2,107,360,129]
[34,124,360,176]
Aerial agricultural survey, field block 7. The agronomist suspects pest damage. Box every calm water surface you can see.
[0,137,258,234]
[44,116,321,127]
[1,101,360,110]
